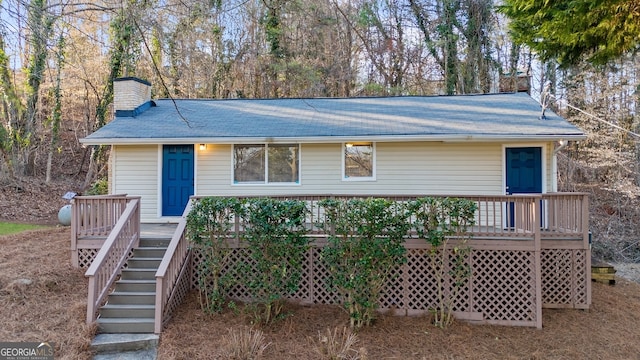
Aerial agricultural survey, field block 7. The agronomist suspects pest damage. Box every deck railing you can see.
[85,197,141,325]
[188,193,587,243]
[71,194,128,239]
[155,200,193,334]
[541,193,589,241]
[69,195,134,268]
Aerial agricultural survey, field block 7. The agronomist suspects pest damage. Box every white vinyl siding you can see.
[376,142,502,195]
[545,142,554,191]
[111,141,557,221]
[112,145,159,222]
[197,143,231,191]
[196,142,508,197]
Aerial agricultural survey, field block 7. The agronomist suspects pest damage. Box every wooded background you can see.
[1,0,639,261]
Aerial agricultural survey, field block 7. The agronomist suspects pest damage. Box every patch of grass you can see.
[222,327,270,360]
[312,327,363,360]
[0,222,48,236]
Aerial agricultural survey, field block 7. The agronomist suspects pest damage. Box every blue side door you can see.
[162,145,194,216]
[506,147,542,227]
[506,147,542,195]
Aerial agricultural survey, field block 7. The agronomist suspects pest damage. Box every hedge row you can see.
[186,196,476,328]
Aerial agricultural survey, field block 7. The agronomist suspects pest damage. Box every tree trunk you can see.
[45,151,53,183]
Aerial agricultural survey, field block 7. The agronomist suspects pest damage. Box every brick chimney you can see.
[113,77,152,117]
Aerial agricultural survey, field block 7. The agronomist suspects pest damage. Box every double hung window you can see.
[343,142,375,180]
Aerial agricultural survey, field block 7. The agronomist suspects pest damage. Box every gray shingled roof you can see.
[81,92,585,145]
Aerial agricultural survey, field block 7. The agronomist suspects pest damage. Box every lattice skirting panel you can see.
[191,246,544,327]
[470,249,537,325]
[74,248,135,269]
[541,249,590,308]
[405,249,538,325]
[190,247,340,305]
[163,253,193,327]
[76,249,99,269]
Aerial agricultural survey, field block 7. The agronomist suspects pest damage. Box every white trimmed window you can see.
[343,142,375,180]
[234,144,300,184]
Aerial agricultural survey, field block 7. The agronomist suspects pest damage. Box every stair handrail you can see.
[85,196,141,325]
[154,199,193,333]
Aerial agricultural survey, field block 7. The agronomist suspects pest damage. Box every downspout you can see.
[552,139,568,192]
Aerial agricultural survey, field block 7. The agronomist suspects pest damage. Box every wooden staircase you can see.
[96,236,170,333]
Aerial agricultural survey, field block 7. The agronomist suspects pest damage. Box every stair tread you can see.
[122,268,157,272]
[97,318,155,323]
[101,304,155,309]
[110,291,155,295]
[128,257,164,260]
[117,279,156,283]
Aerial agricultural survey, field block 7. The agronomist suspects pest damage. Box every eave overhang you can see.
[79,133,587,146]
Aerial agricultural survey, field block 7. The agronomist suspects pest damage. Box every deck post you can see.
[534,196,542,329]
[86,277,96,324]
[70,198,79,268]
[582,194,592,307]
[155,278,164,334]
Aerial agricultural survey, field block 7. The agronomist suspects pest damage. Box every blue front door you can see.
[506,147,542,227]
[162,145,194,216]
[506,147,542,195]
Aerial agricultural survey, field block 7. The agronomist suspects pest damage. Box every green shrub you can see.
[241,198,310,325]
[187,197,245,313]
[85,178,108,195]
[408,197,477,328]
[319,198,410,328]
[187,195,476,329]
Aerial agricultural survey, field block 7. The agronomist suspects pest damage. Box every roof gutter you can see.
[80,133,587,146]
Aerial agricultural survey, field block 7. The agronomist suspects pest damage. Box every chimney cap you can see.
[114,77,151,86]
[113,77,152,116]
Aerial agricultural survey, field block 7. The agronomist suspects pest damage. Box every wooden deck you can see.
[72,193,590,332]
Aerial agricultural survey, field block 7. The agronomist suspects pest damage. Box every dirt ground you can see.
[2,229,640,359]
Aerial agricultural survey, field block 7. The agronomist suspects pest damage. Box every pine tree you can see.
[500,0,640,65]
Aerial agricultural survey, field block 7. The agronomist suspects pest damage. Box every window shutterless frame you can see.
[233,143,301,185]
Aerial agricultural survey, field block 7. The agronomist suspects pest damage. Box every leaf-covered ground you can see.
[0,228,94,360]
[2,173,640,359]
[158,279,640,359]
[2,212,640,359]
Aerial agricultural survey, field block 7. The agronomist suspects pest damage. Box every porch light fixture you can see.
[199,144,206,151]
[345,143,354,148]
